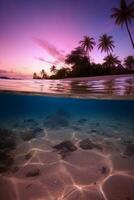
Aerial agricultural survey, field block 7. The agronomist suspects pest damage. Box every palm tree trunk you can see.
[125,20,134,50]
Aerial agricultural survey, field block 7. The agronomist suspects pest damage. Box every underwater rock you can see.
[53,140,77,152]
[124,144,134,156]
[32,127,44,135]
[53,140,77,159]
[0,151,14,173]
[77,118,88,124]
[101,166,107,174]
[21,131,36,141]
[55,109,71,118]
[21,127,44,141]
[23,119,38,127]
[44,109,70,129]
[0,128,16,173]
[71,126,81,131]
[44,115,69,128]
[0,128,16,152]
[90,129,97,134]
[123,140,132,144]
[25,152,33,160]
[26,168,40,177]
[79,138,102,150]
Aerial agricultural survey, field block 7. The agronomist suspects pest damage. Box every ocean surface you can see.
[0,75,134,200]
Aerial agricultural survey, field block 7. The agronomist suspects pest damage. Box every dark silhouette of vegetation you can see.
[33,40,134,80]
[111,0,134,49]
[52,67,70,79]
[124,56,134,70]
[103,54,121,68]
[50,65,57,74]
[79,36,96,57]
[33,69,47,79]
[98,34,115,55]
[40,69,47,79]
[65,47,91,77]
[33,72,38,79]
[33,0,134,80]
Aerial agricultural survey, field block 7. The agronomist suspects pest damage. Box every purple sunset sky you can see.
[0,0,133,78]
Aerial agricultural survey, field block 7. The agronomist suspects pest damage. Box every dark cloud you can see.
[35,56,54,64]
[33,37,65,63]
[0,69,8,74]
[35,56,61,65]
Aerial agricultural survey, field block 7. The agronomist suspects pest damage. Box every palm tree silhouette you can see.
[124,55,134,70]
[98,34,115,55]
[33,72,38,79]
[50,65,57,74]
[79,36,96,57]
[65,46,86,65]
[40,69,47,79]
[103,54,121,68]
[111,0,134,49]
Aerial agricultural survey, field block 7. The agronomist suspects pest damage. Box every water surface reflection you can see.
[0,75,134,99]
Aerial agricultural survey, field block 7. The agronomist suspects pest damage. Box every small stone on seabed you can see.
[0,151,14,173]
[0,128,16,151]
[53,140,77,152]
[124,144,134,156]
[26,169,40,177]
[53,140,77,159]
[101,166,107,174]
[25,152,33,160]
[79,138,102,150]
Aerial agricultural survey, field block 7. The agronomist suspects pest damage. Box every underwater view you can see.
[0,0,134,199]
[0,76,134,200]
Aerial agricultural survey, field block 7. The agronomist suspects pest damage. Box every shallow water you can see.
[0,74,134,99]
[0,76,134,200]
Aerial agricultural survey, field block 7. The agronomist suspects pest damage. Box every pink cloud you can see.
[33,37,65,63]
[0,69,31,79]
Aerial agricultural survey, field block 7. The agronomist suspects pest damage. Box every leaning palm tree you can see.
[124,55,134,70]
[79,36,96,57]
[98,34,115,55]
[50,65,57,74]
[103,54,121,68]
[40,69,47,79]
[111,0,134,49]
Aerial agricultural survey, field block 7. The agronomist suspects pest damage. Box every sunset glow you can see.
[0,0,133,78]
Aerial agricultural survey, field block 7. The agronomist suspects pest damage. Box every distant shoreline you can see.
[0,73,133,81]
[0,76,20,80]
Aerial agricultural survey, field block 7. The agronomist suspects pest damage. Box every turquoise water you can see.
[0,76,134,200]
[0,93,134,136]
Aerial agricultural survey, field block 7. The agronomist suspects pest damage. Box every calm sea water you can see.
[0,74,134,98]
[0,75,134,138]
[0,92,134,133]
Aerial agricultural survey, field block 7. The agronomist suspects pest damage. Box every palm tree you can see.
[124,55,134,70]
[65,46,86,66]
[33,72,38,79]
[98,34,115,55]
[65,46,90,77]
[40,69,47,79]
[54,67,70,79]
[50,65,57,74]
[79,36,96,57]
[103,54,121,68]
[111,0,134,49]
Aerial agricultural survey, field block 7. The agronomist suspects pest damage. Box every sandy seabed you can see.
[0,122,134,200]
